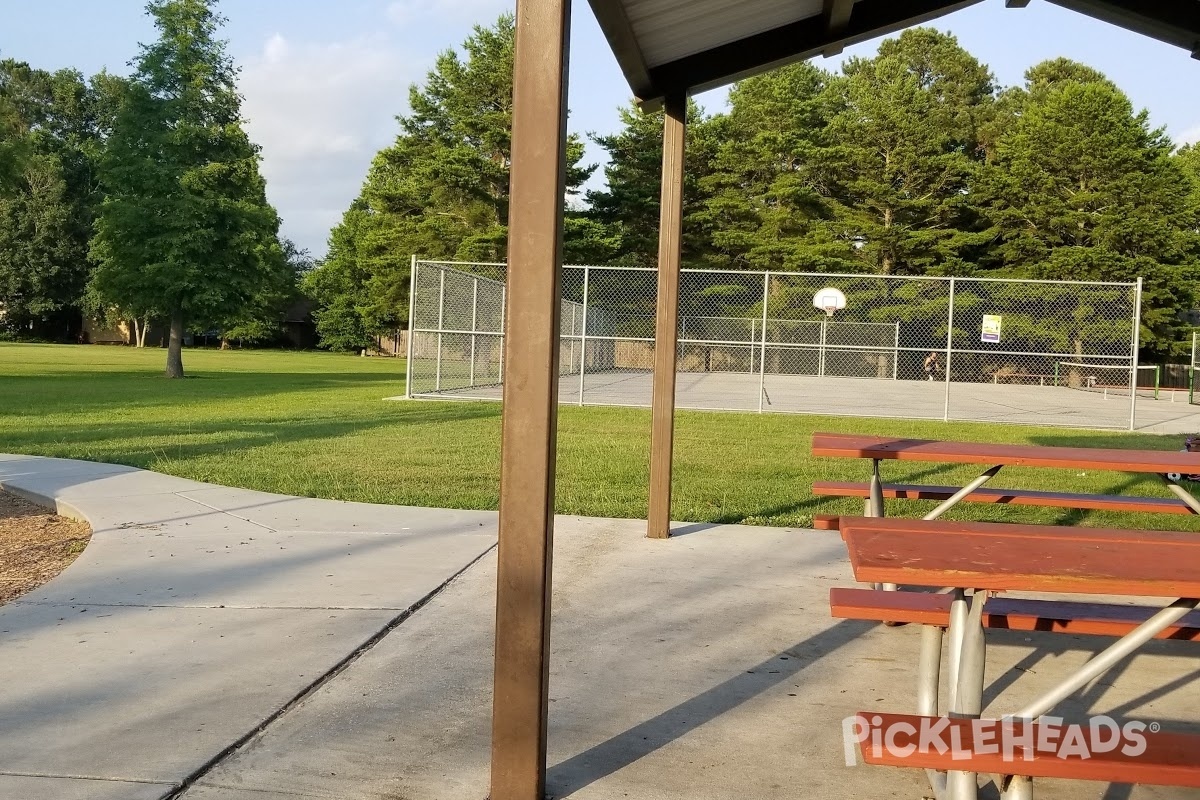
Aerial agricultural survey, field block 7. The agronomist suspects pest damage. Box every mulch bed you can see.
[0,491,91,605]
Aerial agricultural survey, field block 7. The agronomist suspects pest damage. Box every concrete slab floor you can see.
[186,516,1200,800]
[3,455,1198,799]
[0,455,499,800]
[0,776,171,800]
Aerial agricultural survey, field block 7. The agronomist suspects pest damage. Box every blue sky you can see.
[2,0,1198,257]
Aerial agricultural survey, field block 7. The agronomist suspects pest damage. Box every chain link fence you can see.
[1192,332,1200,405]
[407,260,1150,430]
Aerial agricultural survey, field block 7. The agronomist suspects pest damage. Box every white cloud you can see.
[239,33,422,256]
[1180,125,1200,146]
[385,0,511,26]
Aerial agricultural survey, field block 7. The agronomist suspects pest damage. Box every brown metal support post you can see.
[646,93,688,540]
[489,0,571,797]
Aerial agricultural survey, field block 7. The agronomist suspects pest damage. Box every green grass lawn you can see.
[0,342,1196,531]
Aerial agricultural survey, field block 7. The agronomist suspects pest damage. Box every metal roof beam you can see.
[822,0,858,56]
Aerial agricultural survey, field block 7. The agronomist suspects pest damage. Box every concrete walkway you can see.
[3,455,1198,799]
[0,454,497,800]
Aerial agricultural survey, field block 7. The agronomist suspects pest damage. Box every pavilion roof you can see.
[586,0,1200,106]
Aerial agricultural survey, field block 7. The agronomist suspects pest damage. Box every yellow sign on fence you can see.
[981,315,1002,344]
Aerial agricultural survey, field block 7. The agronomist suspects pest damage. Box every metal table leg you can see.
[1162,475,1200,515]
[1001,775,1033,800]
[923,465,1003,521]
[1010,597,1200,721]
[865,459,898,591]
[918,624,948,800]
[946,590,986,800]
[989,598,1200,798]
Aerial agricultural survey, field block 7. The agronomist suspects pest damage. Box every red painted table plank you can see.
[829,587,1200,640]
[811,481,1194,514]
[812,432,1200,474]
[840,517,1200,597]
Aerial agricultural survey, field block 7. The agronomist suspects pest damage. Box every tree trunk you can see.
[881,206,894,275]
[133,318,149,348]
[166,308,185,378]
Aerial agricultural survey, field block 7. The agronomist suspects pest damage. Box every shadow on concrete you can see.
[546,619,873,798]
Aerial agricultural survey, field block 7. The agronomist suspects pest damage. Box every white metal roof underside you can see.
[587,0,1200,106]
[628,0,830,67]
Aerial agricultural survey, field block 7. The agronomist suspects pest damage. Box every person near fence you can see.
[924,351,941,382]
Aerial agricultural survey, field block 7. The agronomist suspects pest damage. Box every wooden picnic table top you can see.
[840,516,1200,597]
[812,432,1200,474]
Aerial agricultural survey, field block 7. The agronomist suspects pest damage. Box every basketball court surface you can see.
[422,371,1200,433]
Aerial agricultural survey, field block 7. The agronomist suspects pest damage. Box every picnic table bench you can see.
[812,435,1200,798]
[835,515,1200,798]
[811,432,1200,521]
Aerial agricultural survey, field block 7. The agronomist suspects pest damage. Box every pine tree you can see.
[585,100,715,268]
[307,15,594,347]
[693,63,851,273]
[90,0,284,376]
[979,63,1198,355]
[1180,144,1200,219]
[823,29,995,275]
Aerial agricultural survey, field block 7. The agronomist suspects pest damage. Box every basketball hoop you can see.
[813,287,847,317]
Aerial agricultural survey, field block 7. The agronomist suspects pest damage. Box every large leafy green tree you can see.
[979,63,1198,355]
[220,237,310,346]
[823,29,996,275]
[307,15,595,348]
[90,0,284,376]
[0,60,116,337]
[0,153,78,334]
[0,84,25,192]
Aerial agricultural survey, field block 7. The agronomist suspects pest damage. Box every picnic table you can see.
[811,432,1200,522]
[813,434,1200,798]
[837,515,1200,799]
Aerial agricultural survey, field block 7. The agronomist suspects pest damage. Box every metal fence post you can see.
[567,303,575,377]
[498,283,506,385]
[1191,331,1197,405]
[819,315,828,377]
[758,271,770,412]
[1129,277,1144,431]
[749,318,756,374]
[470,276,479,387]
[943,278,955,422]
[893,322,900,380]
[404,256,418,398]
[435,267,446,392]
[578,266,589,406]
